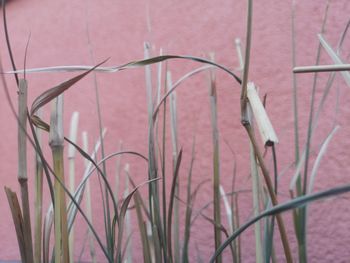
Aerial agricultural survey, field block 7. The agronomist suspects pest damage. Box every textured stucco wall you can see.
[0,0,349,261]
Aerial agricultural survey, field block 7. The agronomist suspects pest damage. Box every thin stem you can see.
[244,124,293,263]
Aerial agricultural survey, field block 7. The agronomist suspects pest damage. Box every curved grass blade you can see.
[129,177,152,263]
[308,126,339,194]
[66,143,148,230]
[182,135,196,263]
[42,206,53,263]
[208,60,222,262]
[33,109,44,263]
[30,59,108,116]
[210,184,350,262]
[115,178,161,262]
[152,65,213,120]
[167,149,182,262]
[4,187,26,262]
[200,213,235,260]
[2,0,19,86]
[81,132,97,263]
[8,55,242,85]
[318,34,350,87]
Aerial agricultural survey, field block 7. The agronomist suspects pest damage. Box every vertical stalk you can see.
[248,106,263,263]
[84,4,113,255]
[144,42,165,261]
[49,95,69,263]
[240,0,253,122]
[82,131,97,263]
[18,79,34,263]
[208,56,222,263]
[244,125,292,263]
[167,70,180,263]
[291,0,301,189]
[68,111,79,262]
[299,4,329,263]
[34,109,43,263]
[124,164,133,263]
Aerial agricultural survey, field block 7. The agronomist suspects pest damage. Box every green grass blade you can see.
[208,58,222,263]
[34,109,44,263]
[210,184,350,262]
[167,149,183,262]
[299,5,330,262]
[308,126,339,194]
[182,135,196,263]
[122,165,133,263]
[115,178,160,261]
[167,70,181,263]
[129,177,152,263]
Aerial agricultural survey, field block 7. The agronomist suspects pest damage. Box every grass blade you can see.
[4,187,26,262]
[9,55,242,85]
[123,164,133,263]
[82,132,97,263]
[308,126,339,194]
[129,177,152,263]
[167,70,181,263]
[153,65,213,119]
[167,149,183,262]
[182,135,196,263]
[115,178,160,261]
[68,111,79,262]
[34,109,44,263]
[240,0,253,121]
[210,184,350,262]
[208,56,222,262]
[43,206,53,263]
[247,101,263,263]
[30,59,108,116]
[298,5,330,261]
[318,34,350,86]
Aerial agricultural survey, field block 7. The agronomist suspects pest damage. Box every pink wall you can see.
[0,0,350,261]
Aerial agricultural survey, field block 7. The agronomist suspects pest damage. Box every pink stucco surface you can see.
[0,0,350,262]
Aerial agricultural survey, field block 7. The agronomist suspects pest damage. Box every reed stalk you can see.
[49,95,69,263]
[82,131,97,263]
[167,70,181,263]
[208,55,222,263]
[247,105,263,263]
[34,109,43,263]
[18,79,34,263]
[68,111,79,262]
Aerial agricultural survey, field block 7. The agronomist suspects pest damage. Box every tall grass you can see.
[2,1,350,262]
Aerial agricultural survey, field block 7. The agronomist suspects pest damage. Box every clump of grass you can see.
[3,1,350,262]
